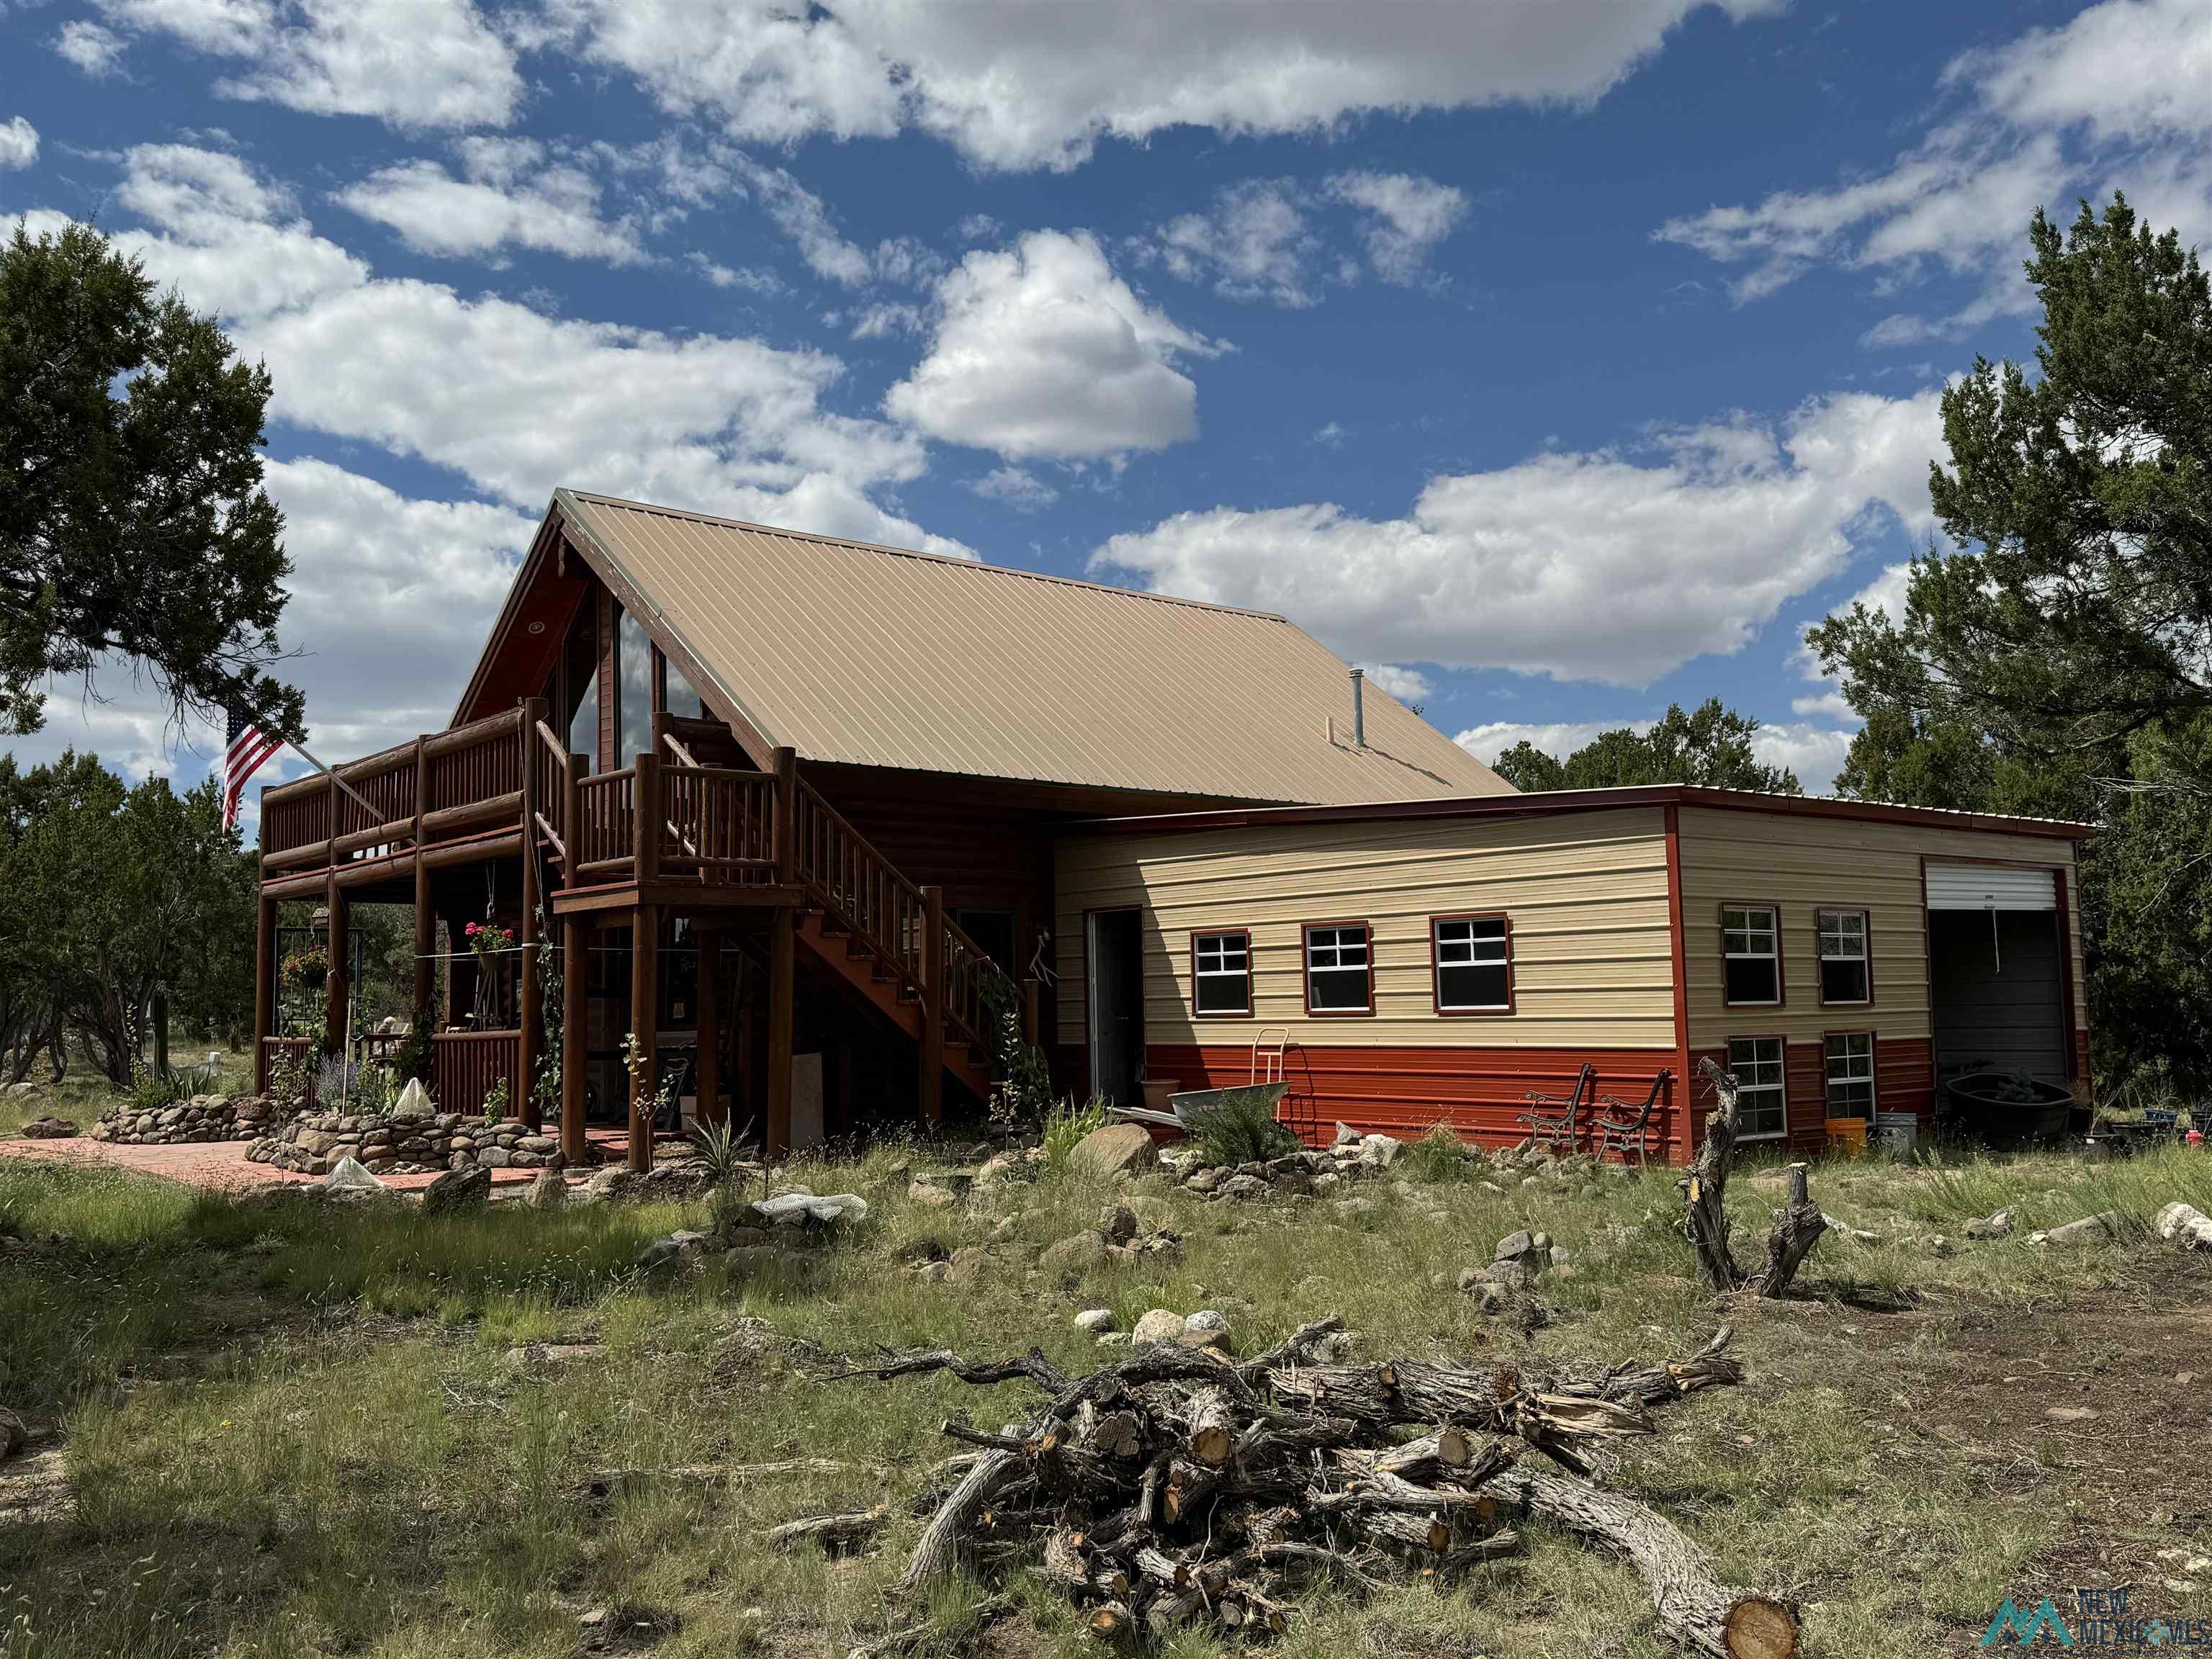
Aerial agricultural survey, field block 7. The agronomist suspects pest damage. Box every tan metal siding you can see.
[1675,805,2085,1052]
[554,491,1509,805]
[1056,807,1676,1051]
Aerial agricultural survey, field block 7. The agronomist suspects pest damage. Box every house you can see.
[252,490,2090,1167]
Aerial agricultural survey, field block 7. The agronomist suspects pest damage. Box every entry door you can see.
[1087,909,1144,1108]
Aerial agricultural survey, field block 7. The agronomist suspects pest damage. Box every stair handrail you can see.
[791,776,994,1056]
[531,719,570,858]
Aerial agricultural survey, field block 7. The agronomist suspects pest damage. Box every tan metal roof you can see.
[552,490,1511,806]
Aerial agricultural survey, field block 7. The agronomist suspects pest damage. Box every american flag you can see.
[222,701,282,830]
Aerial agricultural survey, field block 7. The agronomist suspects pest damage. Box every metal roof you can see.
[551,490,1510,806]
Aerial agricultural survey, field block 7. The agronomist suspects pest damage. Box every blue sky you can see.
[3,0,2206,801]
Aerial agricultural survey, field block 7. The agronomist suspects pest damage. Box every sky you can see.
[2,0,2208,810]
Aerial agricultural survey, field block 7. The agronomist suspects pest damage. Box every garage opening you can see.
[1925,864,2069,1087]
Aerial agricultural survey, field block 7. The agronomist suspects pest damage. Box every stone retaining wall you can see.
[248,1108,563,1177]
[92,1094,285,1146]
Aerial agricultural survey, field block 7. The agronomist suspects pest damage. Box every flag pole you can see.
[283,737,390,833]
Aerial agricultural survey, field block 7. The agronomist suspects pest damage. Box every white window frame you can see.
[1303,923,1372,1015]
[1192,930,1251,1017]
[1727,1035,1788,1141]
[1722,904,1782,1007]
[1433,914,1511,1012]
[1817,909,1871,1007]
[1824,1032,1876,1118]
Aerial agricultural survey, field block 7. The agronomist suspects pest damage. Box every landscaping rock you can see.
[525,1170,569,1210]
[1074,1308,1115,1334]
[583,1167,643,1204]
[1964,1207,2015,1240]
[947,1246,989,1282]
[1359,1134,1404,1169]
[1184,1167,1222,1195]
[637,1230,709,1273]
[1068,1123,1158,1179]
[1131,1308,1187,1346]
[2155,1201,2212,1249]
[423,1165,491,1215]
[1494,1229,1534,1262]
[1040,1229,1112,1279]
[1097,1202,1139,1244]
[20,1116,77,1140]
[1334,1121,1362,1146]
[907,1180,958,1208]
[1219,1173,1269,1200]
[752,1190,869,1228]
[0,1407,24,1461]
[2045,1211,2127,1246]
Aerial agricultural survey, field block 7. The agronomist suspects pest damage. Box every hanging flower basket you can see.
[281,945,329,995]
[465,922,516,959]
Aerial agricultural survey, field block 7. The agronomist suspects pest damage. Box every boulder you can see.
[1040,1229,1112,1279]
[637,1230,709,1273]
[1334,1121,1362,1146]
[422,1165,491,1215]
[1494,1229,1534,1263]
[753,1190,869,1228]
[907,1180,959,1209]
[1131,1308,1187,1346]
[1097,1202,1139,1244]
[976,1149,1035,1186]
[19,1117,78,1140]
[1359,1134,1404,1169]
[1068,1123,1158,1179]
[1184,1167,1223,1195]
[2155,1201,2212,1250]
[2044,1211,2127,1246]
[583,1167,643,1204]
[947,1246,989,1282]
[524,1170,569,1210]
[1074,1308,1115,1334]
[1964,1207,2015,1240]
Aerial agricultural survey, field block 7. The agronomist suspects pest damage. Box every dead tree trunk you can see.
[1755,1163,1826,1300]
[1482,1462,1799,1659]
[1684,1058,1747,1291]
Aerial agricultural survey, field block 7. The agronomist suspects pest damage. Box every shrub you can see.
[127,1068,194,1115]
[688,1114,752,1187]
[482,1076,509,1125]
[1187,1088,1299,1166]
[1042,1096,1110,1173]
[1404,1122,1471,1184]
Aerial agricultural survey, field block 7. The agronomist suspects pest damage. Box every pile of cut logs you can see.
[828,1319,1799,1659]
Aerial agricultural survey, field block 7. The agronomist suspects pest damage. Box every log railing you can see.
[574,768,636,875]
[261,706,531,871]
[791,776,994,1054]
[431,1029,521,1119]
[531,719,570,858]
[660,765,779,885]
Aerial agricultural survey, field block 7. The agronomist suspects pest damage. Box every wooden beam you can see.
[919,884,944,1132]
[766,905,793,1160]
[518,698,546,1130]
[773,746,798,884]
[564,752,585,891]
[413,853,433,1017]
[323,874,349,1056]
[629,903,659,1172]
[696,929,723,1130]
[561,914,587,1167]
[253,894,276,1094]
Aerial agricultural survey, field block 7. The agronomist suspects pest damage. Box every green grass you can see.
[2,1137,2206,1658]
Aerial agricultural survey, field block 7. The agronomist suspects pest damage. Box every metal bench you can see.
[1517,1062,1596,1154]
[1591,1069,1671,1166]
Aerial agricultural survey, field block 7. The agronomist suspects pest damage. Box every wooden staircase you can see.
[797,909,992,1100]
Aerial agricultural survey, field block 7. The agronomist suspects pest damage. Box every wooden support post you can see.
[634,751,660,887]
[766,906,794,1160]
[561,915,587,1167]
[413,734,428,848]
[696,929,723,1130]
[629,904,659,1172]
[919,884,944,1132]
[1022,977,1040,1047]
[518,699,545,1130]
[564,753,585,891]
[413,853,433,1017]
[323,875,349,1056]
[773,746,798,884]
[253,894,276,1094]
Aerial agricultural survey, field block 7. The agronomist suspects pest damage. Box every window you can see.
[1192,930,1252,1016]
[1825,1032,1875,1119]
[1433,914,1511,1012]
[1727,1036,1787,1139]
[1817,909,1871,1004]
[1303,923,1372,1014]
[562,599,598,774]
[662,653,707,723]
[1721,905,1781,1005]
[615,606,654,766]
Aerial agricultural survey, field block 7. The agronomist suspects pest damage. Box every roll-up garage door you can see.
[1925,864,2056,911]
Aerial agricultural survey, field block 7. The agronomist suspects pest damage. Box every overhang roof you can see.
[534,490,1510,807]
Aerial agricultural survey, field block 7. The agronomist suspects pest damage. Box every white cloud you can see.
[1134,171,1467,306]
[1750,721,1855,796]
[1453,719,1638,765]
[688,253,781,292]
[546,0,1781,173]
[886,229,1223,462]
[966,465,1059,511]
[956,212,1002,243]
[1094,388,1944,686]
[44,144,969,563]
[92,0,523,130]
[1790,691,1856,721]
[734,156,874,286]
[1326,171,1468,284]
[336,138,647,265]
[54,21,127,76]
[1657,0,2212,323]
[1455,713,1854,794]
[0,119,37,171]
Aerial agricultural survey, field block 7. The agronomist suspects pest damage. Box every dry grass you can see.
[4,1135,2209,1659]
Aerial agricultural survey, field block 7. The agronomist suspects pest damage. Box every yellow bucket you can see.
[1824,1118,1868,1156]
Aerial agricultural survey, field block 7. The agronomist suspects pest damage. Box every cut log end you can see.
[1724,1597,1801,1659]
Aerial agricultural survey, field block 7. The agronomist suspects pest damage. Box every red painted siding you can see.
[1143,1041,1686,1162]
[1687,1035,1934,1156]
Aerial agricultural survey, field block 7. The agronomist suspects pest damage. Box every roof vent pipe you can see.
[1349,667,1366,747]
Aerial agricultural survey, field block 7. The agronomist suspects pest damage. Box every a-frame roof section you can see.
[462,490,1510,806]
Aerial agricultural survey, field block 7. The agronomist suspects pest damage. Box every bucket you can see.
[1824,1118,1868,1156]
[1869,1112,1920,1157]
